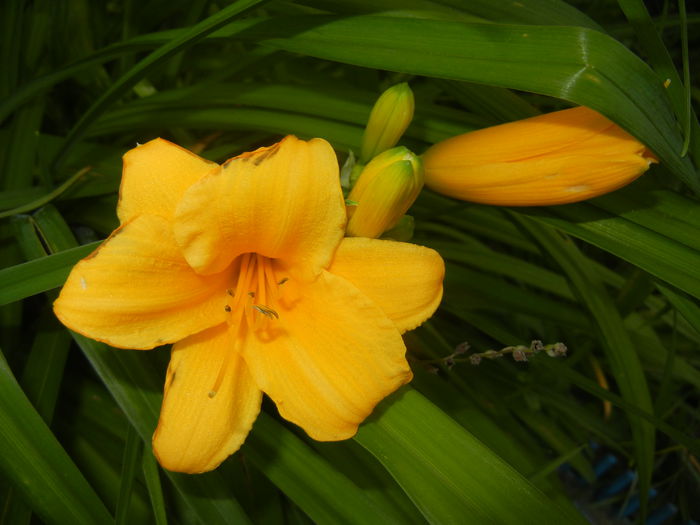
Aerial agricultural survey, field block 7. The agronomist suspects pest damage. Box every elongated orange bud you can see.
[422,106,657,206]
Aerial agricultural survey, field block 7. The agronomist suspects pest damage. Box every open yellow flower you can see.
[54,136,444,474]
[422,106,657,206]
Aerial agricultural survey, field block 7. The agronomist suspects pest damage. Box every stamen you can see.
[210,253,284,397]
[239,254,253,285]
[210,254,254,397]
[209,296,246,398]
[256,254,267,307]
[252,304,279,319]
[263,259,281,303]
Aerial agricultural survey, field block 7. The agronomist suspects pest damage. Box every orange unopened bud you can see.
[347,147,423,238]
[422,106,657,206]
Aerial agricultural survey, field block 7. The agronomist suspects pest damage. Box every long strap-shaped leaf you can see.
[355,387,587,524]
[51,0,268,170]
[0,350,113,525]
[0,0,599,122]
[234,15,697,191]
[516,197,700,300]
[513,216,655,518]
[0,242,97,306]
[243,413,422,524]
[615,0,700,162]
[8,15,695,191]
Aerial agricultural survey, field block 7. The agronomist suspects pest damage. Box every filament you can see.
[209,253,284,397]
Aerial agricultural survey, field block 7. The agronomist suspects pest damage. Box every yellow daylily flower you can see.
[54,136,444,474]
[422,106,657,206]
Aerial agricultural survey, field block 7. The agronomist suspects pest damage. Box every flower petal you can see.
[53,215,228,349]
[242,271,412,441]
[118,138,219,224]
[574,121,654,157]
[328,238,444,333]
[426,154,650,206]
[422,106,657,206]
[153,324,262,473]
[422,106,612,166]
[173,136,346,279]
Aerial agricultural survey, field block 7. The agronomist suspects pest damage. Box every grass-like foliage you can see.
[1,1,699,523]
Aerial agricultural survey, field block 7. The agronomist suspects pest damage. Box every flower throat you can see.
[209,253,285,398]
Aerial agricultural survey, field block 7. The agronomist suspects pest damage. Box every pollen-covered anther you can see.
[252,305,279,319]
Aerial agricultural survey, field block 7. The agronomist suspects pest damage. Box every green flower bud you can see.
[346,147,423,238]
[360,83,415,163]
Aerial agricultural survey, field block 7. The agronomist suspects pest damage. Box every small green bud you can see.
[360,83,415,163]
[350,146,417,198]
[346,147,423,238]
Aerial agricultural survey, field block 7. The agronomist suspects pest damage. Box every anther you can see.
[208,390,217,398]
[224,305,231,312]
[278,277,289,285]
[253,304,279,319]
[248,291,255,298]
[226,289,233,296]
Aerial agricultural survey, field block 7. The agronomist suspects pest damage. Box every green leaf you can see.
[0,168,88,219]
[354,387,585,524]
[19,309,70,424]
[515,408,594,483]
[90,82,471,147]
[141,450,168,525]
[517,194,700,300]
[615,0,700,164]
[116,426,142,525]
[0,242,98,306]
[446,0,602,29]
[0,349,113,524]
[0,0,23,99]
[233,15,697,190]
[244,413,418,524]
[53,0,269,169]
[657,284,700,337]
[513,216,655,516]
[531,358,700,456]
